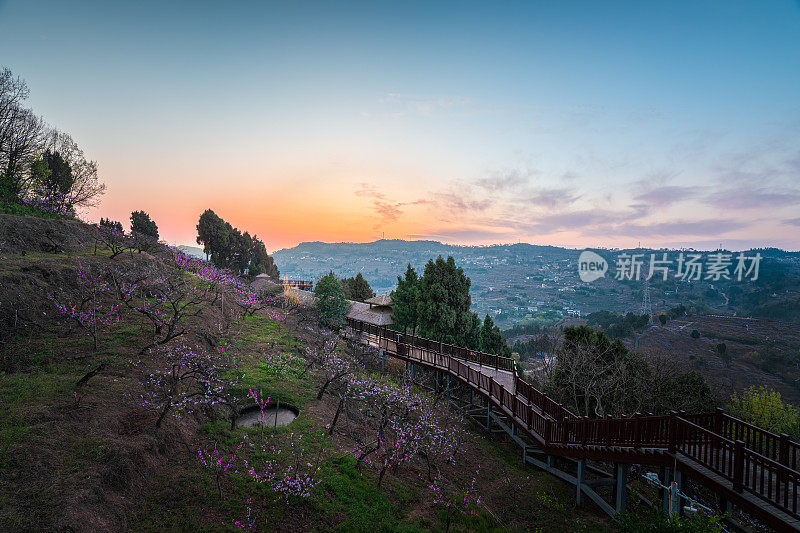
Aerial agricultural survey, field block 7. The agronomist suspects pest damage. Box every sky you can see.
[1,0,799,251]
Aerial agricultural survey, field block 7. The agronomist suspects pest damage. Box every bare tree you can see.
[42,129,106,210]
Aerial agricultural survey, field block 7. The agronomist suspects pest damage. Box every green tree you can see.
[690,329,700,339]
[480,314,509,356]
[465,312,481,350]
[195,209,279,277]
[658,313,667,326]
[314,271,348,328]
[196,209,229,263]
[547,326,650,417]
[29,156,51,187]
[717,342,731,367]
[130,210,159,239]
[42,150,73,198]
[99,217,123,233]
[390,264,419,334]
[342,273,375,302]
[416,256,472,345]
[250,236,279,278]
[727,386,800,438]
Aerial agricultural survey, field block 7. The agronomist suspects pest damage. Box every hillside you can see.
[629,314,800,404]
[273,239,800,329]
[0,214,617,532]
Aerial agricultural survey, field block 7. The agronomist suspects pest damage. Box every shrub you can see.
[618,508,723,532]
[727,386,800,438]
[314,272,348,328]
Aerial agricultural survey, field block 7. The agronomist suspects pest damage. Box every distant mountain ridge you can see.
[272,238,800,328]
[177,245,205,259]
[275,239,574,256]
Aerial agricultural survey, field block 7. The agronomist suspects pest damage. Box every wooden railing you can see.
[346,317,800,525]
[347,317,516,372]
[283,279,313,290]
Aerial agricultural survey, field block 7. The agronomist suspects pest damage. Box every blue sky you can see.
[1,1,799,250]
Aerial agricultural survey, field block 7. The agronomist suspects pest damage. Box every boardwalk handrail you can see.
[346,317,800,528]
[348,317,516,372]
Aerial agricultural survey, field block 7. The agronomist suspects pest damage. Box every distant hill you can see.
[273,238,800,328]
[177,245,205,259]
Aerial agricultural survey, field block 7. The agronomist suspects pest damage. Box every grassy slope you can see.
[0,238,615,532]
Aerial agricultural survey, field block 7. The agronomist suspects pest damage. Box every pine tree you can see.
[342,273,375,302]
[130,210,159,239]
[314,271,348,328]
[479,314,509,356]
[390,264,419,333]
[415,256,472,344]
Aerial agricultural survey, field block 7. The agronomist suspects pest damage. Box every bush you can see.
[727,386,800,438]
[0,200,71,220]
[618,508,723,532]
[314,271,348,328]
[690,329,700,339]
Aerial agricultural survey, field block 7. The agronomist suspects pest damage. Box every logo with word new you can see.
[578,250,608,282]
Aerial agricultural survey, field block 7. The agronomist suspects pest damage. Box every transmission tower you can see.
[640,277,653,321]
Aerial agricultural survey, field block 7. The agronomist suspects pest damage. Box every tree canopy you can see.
[1,69,105,212]
[480,314,510,357]
[130,210,159,239]
[545,325,714,418]
[728,386,800,438]
[196,208,279,278]
[415,256,473,345]
[390,264,420,334]
[314,271,348,328]
[341,273,375,302]
[99,217,123,233]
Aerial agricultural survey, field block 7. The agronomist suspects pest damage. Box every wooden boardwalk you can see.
[348,317,800,531]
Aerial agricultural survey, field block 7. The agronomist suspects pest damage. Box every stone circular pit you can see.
[237,402,299,428]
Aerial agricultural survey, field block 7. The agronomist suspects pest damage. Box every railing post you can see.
[779,433,789,491]
[714,407,723,434]
[733,439,745,493]
[606,414,612,447]
[544,419,552,445]
[582,416,588,446]
[634,413,641,449]
[668,411,678,454]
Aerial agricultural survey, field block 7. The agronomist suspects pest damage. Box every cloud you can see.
[375,93,474,117]
[784,217,800,227]
[355,183,431,229]
[524,188,580,209]
[434,191,494,214]
[408,227,515,243]
[475,169,530,191]
[634,185,697,207]
[355,182,386,200]
[588,218,750,238]
[355,183,400,227]
[704,187,800,209]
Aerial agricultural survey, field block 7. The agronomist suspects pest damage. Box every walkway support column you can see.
[660,467,671,514]
[673,469,684,516]
[613,463,629,514]
[487,404,492,431]
[576,459,586,506]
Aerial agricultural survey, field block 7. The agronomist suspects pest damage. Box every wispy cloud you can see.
[355,182,431,229]
[408,227,515,243]
[370,93,475,118]
[634,185,697,207]
[588,218,749,238]
[474,169,530,191]
[704,186,800,210]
